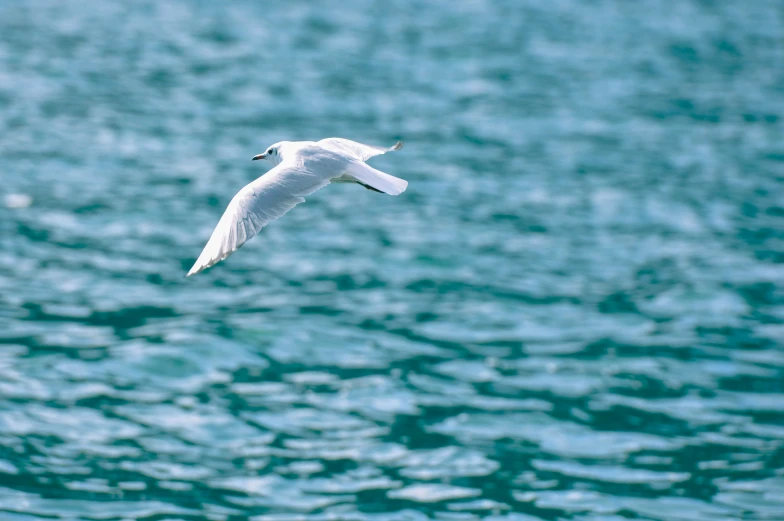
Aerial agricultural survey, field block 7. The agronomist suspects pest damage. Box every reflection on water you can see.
[1,0,783,519]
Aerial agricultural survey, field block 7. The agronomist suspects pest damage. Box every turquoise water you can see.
[1,1,784,519]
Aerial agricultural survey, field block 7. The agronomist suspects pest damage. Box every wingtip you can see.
[392,140,403,151]
[187,255,222,277]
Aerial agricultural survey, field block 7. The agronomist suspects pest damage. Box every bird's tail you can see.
[344,162,408,196]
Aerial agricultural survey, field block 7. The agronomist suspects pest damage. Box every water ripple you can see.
[1,0,783,519]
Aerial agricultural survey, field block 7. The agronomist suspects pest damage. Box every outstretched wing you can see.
[317,138,403,162]
[187,163,332,276]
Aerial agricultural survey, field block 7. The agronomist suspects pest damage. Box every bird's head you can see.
[252,142,286,166]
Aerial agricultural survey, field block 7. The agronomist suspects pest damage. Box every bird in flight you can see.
[187,138,407,276]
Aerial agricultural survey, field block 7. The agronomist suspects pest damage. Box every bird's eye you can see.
[269,149,274,155]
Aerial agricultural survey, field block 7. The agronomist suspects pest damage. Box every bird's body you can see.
[187,138,406,276]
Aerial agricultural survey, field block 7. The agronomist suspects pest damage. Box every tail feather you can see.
[344,162,408,196]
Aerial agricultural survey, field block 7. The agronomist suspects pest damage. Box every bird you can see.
[187,138,407,276]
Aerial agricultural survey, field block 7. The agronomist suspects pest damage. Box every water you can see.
[1,0,783,519]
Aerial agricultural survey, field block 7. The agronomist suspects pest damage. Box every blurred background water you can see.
[1,0,783,519]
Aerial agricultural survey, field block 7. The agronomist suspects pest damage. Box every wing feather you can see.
[187,164,331,276]
[317,138,402,162]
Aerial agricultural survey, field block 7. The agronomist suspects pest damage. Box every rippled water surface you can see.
[1,1,784,520]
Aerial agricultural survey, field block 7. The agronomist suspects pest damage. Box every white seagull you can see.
[187,138,407,276]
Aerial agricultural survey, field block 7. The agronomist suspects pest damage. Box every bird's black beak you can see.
[252,153,266,161]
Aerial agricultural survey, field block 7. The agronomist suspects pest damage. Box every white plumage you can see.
[187,138,406,276]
